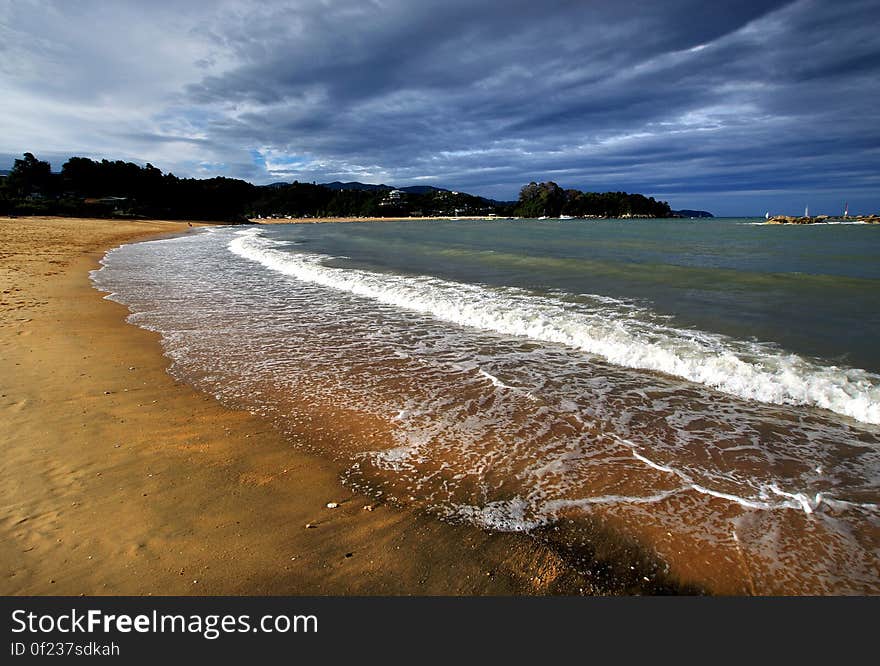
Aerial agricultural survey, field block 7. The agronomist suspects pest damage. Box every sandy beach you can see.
[0,216,599,596]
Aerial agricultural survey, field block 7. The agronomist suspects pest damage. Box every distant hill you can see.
[265,179,502,203]
[672,209,714,218]
[320,181,451,195]
[0,169,10,177]
[321,181,393,192]
[398,185,448,195]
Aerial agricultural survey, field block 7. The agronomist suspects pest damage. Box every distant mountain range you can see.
[320,181,450,195]
[262,179,516,205]
[263,180,454,195]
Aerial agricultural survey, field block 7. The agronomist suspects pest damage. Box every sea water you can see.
[92,218,880,593]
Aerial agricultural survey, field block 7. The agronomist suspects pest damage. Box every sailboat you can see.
[844,202,849,218]
[805,205,809,217]
[765,211,770,220]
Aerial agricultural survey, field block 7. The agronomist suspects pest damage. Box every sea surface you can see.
[92,217,880,594]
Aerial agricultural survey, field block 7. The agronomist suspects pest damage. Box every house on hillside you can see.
[379,189,405,207]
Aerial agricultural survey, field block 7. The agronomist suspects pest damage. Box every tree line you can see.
[0,153,672,221]
[1,153,257,221]
[0,153,500,220]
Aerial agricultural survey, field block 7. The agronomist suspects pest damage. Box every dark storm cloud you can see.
[2,0,879,214]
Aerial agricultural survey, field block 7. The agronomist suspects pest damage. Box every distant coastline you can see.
[250,213,706,224]
[2,153,686,222]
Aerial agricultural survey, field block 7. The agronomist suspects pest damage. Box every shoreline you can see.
[252,215,505,224]
[1,215,611,595]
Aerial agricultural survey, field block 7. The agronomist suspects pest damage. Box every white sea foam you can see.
[447,498,546,531]
[229,228,880,425]
[478,368,512,389]
[630,445,780,510]
[628,442,880,515]
[631,449,678,475]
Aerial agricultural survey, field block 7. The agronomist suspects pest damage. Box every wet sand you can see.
[0,216,605,595]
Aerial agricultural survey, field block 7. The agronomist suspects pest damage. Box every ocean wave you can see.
[229,228,880,424]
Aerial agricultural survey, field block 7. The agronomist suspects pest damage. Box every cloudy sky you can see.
[1,0,878,215]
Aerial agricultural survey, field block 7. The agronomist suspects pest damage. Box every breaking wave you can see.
[230,228,880,425]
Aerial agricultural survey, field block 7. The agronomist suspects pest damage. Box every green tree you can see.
[7,152,53,196]
[515,181,566,217]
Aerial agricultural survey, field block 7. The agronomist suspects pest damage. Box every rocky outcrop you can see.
[766,214,880,224]
[766,215,828,224]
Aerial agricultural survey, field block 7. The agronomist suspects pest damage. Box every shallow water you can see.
[92,218,880,594]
